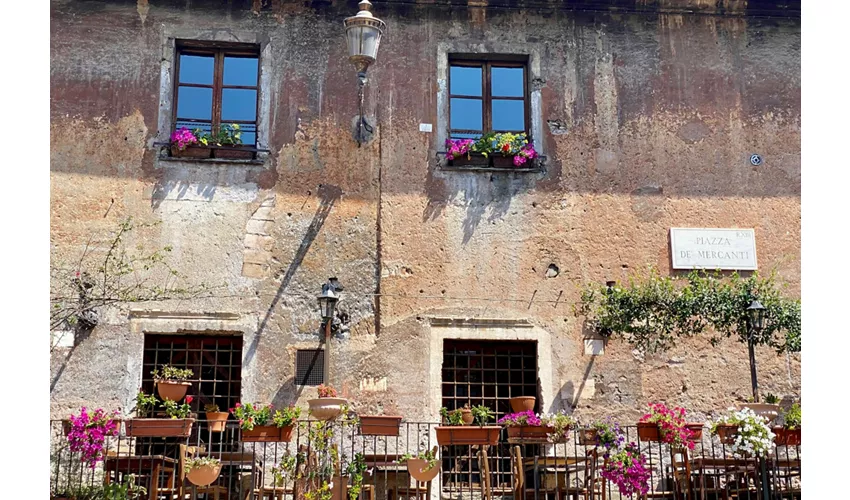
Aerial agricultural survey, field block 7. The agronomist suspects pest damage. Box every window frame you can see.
[172,40,261,146]
[448,58,530,141]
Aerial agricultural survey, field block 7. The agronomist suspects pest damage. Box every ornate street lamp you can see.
[745,299,767,402]
[343,0,386,146]
[317,278,343,384]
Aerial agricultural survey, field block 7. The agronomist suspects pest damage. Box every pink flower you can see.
[185,395,193,404]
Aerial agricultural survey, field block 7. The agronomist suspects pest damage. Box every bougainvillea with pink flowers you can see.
[639,402,695,450]
[497,410,542,427]
[66,407,120,468]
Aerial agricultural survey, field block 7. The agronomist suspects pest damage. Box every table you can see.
[104,455,177,500]
[521,455,591,498]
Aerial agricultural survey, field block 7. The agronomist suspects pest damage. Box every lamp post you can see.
[343,0,386,146]
[745,299,766,402]
[317,278,343,385]
[745,298,771,500]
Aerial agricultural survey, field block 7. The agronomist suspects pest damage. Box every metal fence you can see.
[50,420,800,500]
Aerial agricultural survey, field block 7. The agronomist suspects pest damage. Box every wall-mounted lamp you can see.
[344,0,386,146]
[317,277,344,384]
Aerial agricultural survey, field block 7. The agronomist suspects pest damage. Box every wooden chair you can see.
[177,444,229,500]
[670,446,693,499]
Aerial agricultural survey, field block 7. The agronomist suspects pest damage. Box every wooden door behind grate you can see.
[441,340,540,491]
[137,334,243,453]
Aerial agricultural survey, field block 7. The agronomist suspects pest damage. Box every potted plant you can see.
[578,418,625,448]
[210,124,253,160]
[170,127,211,159]
[66,407,120,468]
[152,365,193,402]
[499,410,547,440]
[204,404,228,433]
[308,384,349,421]
[356,402,403,436]
[397,447,440,482]
[186,456,223,486]
[270,452,298,488]
[125,391,195,438]
[773,402,801,446]
[232,403,301,442]
[736,393,781,423]
[710,407,776,457]
[637,403,696,449]
[436,404,500,445]
[509,395,536,412]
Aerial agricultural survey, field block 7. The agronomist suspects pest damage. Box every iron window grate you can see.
[296,349,325,386]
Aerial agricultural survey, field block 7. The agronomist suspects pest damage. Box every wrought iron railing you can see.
[50,420,800,500]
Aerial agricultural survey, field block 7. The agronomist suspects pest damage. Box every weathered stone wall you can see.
[50,0,800,422]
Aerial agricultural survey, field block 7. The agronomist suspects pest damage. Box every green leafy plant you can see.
[542,411,577,442]
[763,393,780,404]
[230,403,273,430]
[782,403,801,430]
[303,481,332,500]
[470,405,494,426]
[576,269,801,355]
[273,405,302,427]
[345,453,368,500]
[207,123,243,146]
[134,391,158,417]
[397,446,439,471]
[185,456,221,472]
[271,452,301,487]
[439,407,465,426]
[205,403,220,413]
[100,474,148,500]
[162,395,193,419]
[152,365,193,382]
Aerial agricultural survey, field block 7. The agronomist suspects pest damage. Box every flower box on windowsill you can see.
[171,145,211,159]
[448,152,490,167]
[445,154,541,172]
[213,146,254,160]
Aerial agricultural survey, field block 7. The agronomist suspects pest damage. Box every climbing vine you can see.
[575,269,801,354]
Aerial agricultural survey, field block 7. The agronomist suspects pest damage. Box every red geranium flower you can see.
[186,395,194,404]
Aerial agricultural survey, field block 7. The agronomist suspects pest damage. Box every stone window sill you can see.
[156,155,267,166]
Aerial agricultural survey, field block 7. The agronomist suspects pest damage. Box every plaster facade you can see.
[50,0,801,424]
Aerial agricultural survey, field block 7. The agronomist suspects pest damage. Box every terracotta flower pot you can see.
[407,459,440,482]
[242,425,286,442]
[460,409,474,425]
[506,425,553,442]
[577,428,599,446]
[170,145,211,159]
[685,423,704,441]
[206,412,229,433]
[308,398,349,421]
[359,415,403,436]
[509,396,536,413]
[187,463,223,486]
[772,426,801,446]
[637,422,662,442]
[435,426,501,446]
[714,424,739,445]
[156,380,191,402]
[735,403,780,423]
[125,418,195,438]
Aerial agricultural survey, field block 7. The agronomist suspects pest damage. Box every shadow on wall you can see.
[243,184,343,367]
[422,166,543,244]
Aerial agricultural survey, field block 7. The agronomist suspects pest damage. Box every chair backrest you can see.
[669,446,692,496]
